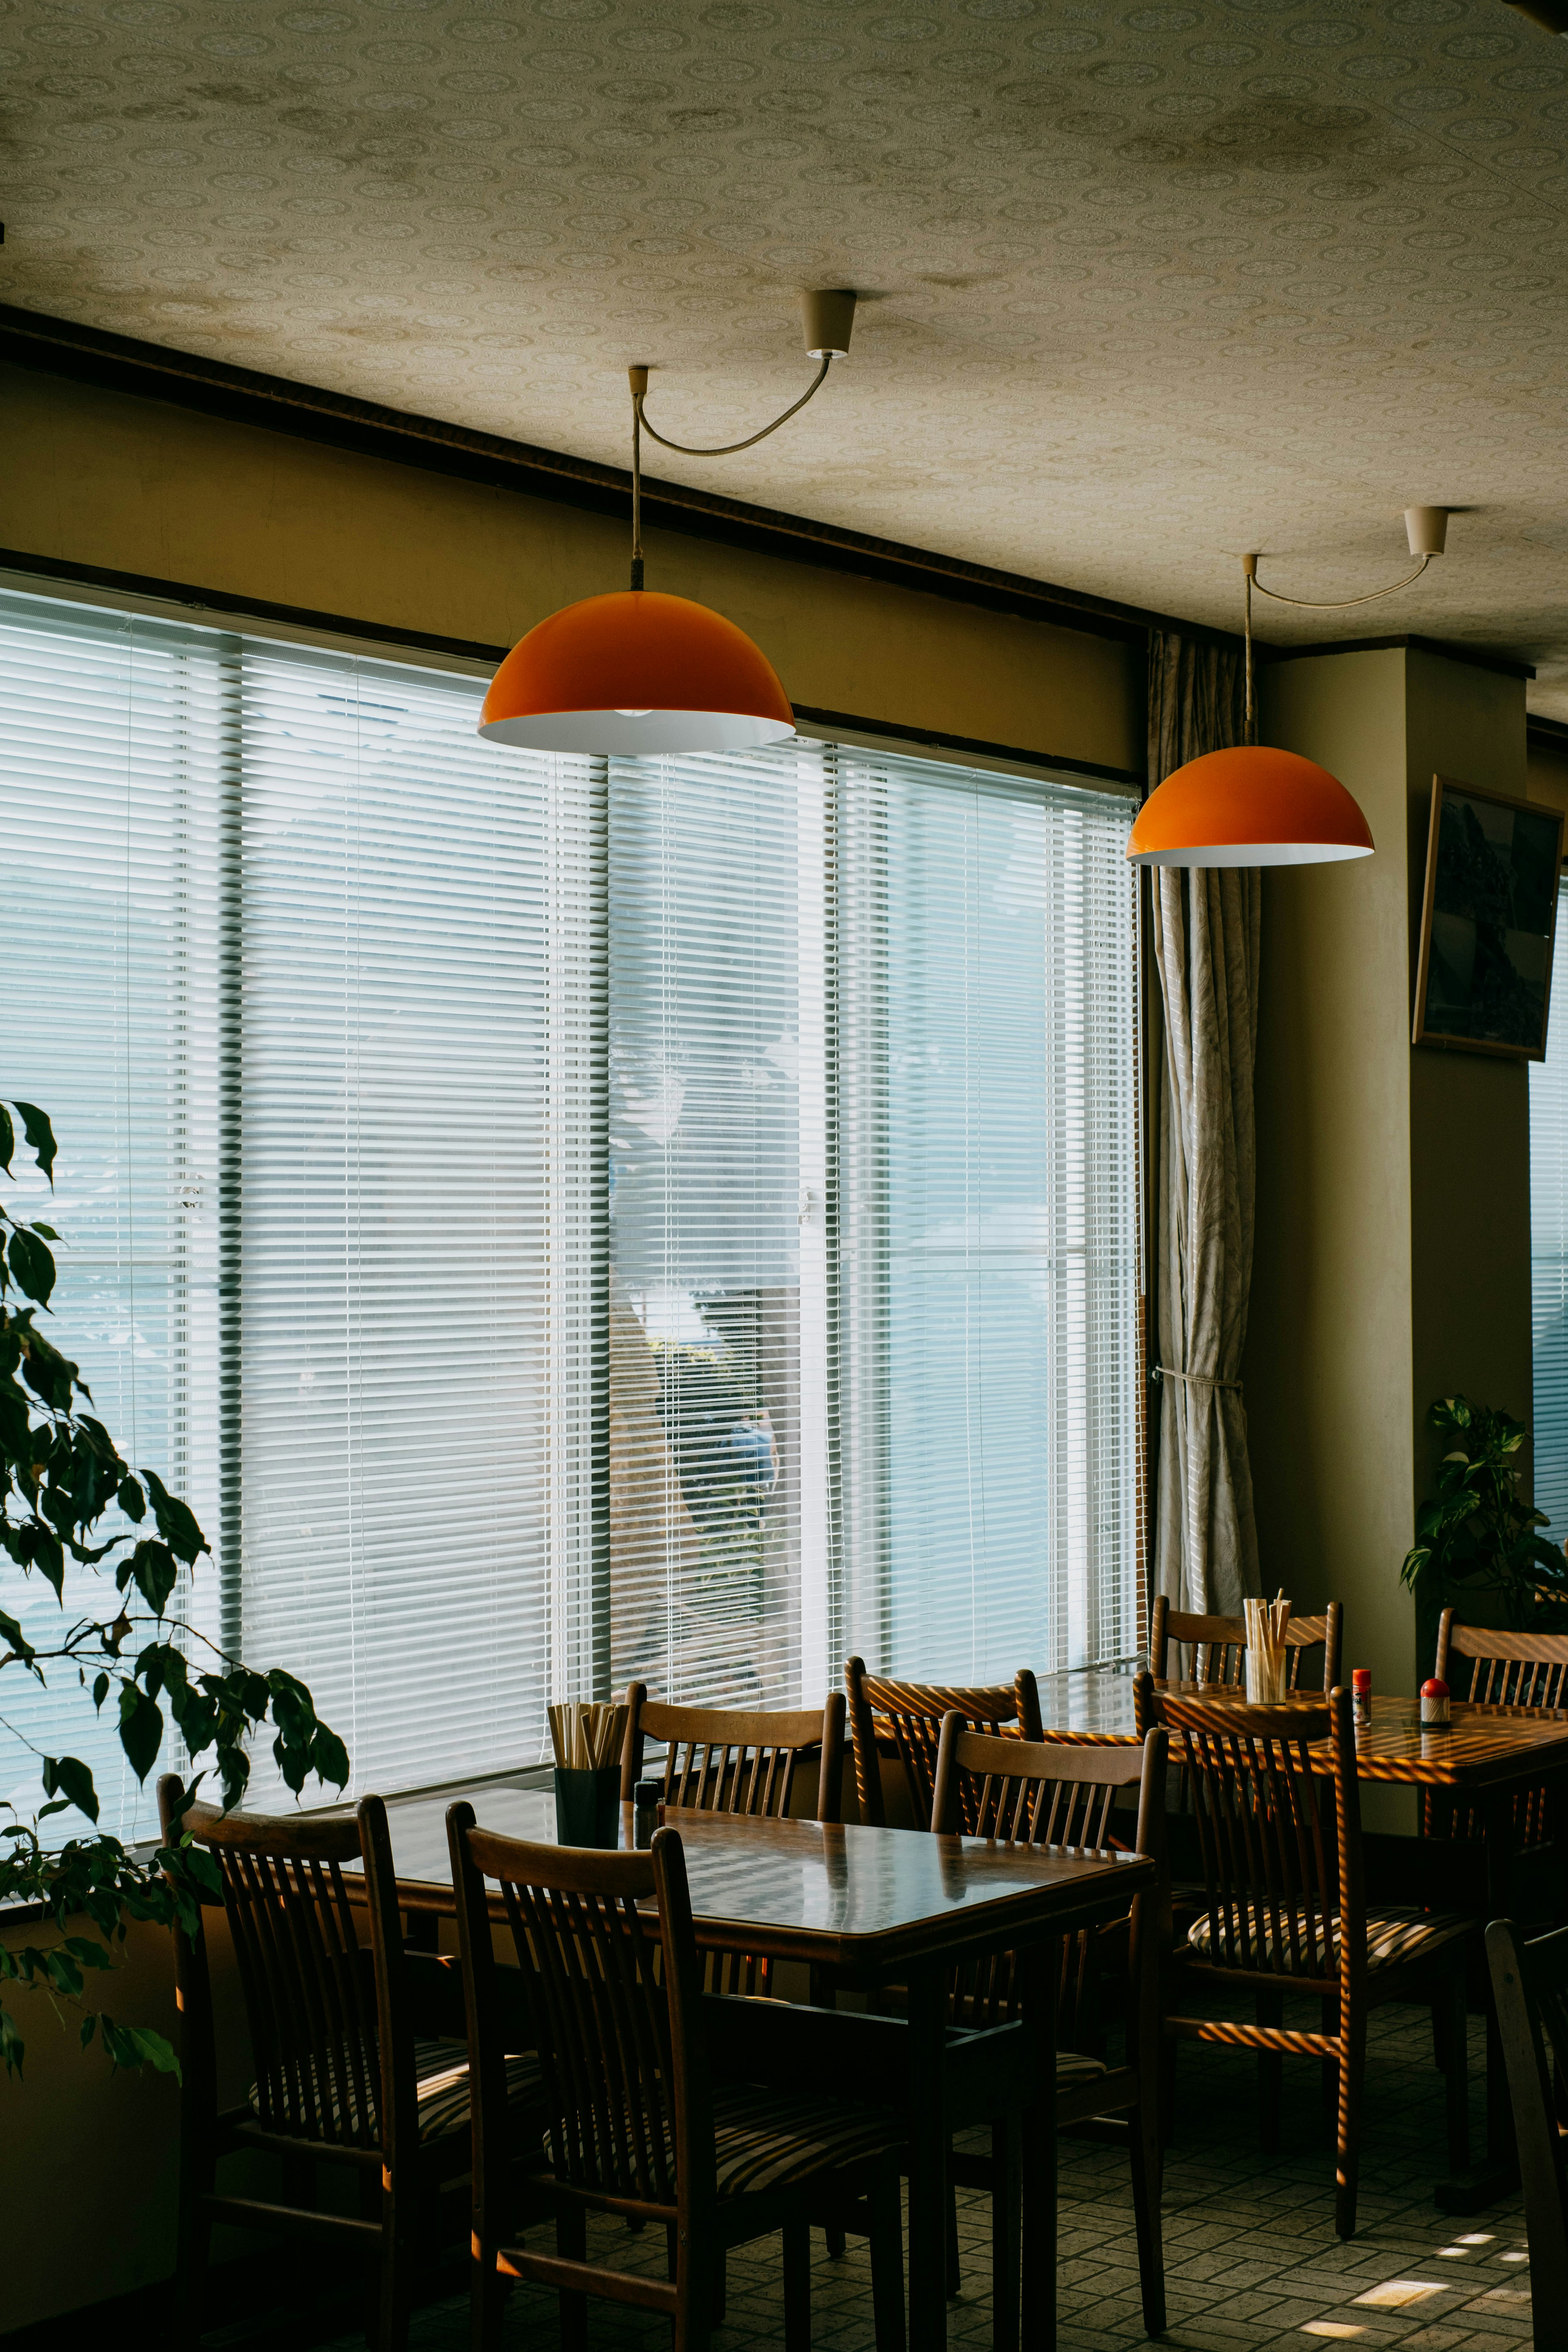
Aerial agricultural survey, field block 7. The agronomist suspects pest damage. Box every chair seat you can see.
[248,2038,543,2146]
[1055,2050,1109,2088]
[545,2085,904,2204]
[1186,1903,1474,1977]
[710,2086,906,2199]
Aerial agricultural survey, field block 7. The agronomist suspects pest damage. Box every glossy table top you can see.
[1034,1668,1568,1788]
[374,1786,1151,1971]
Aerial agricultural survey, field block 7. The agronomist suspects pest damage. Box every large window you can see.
[0,587,1141,1835]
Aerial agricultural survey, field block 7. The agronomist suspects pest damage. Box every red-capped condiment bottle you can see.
[1352,1667,1372,1729]
[1420,1675,1451,1729]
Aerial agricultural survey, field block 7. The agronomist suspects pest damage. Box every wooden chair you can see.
[1486,1915,1568,2352]
[447,1809,907,2352]
[931,1717,1169,2336]
[1433,1610,1568,1853]
[156,1774,545,2352]
[621,1686,845,1826]
[844,1657,1042,1829]
[1138,1679,1477,2238]
[1148,1593,1343,1695]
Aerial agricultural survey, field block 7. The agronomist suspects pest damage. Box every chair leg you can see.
[1256,1990,1283,2155]
[991,2115,1022,2352]
[174,2191,212,2352]
[1441,1966,1471,2176]
[1321,1996,1341,2119]
[944,2153,961,2298]
[470,2239,508,2352]
[557,2199,588,2352]
[868,2170,907,2352]
[674,2243,715,2352]
[825,2222,847,2258]
[783,2219,811,2352]
[375,2179,412,2352]
[1128,2097,1166,2339]
[1334,2009,1367,2242]
[1158,2031,1177,2149]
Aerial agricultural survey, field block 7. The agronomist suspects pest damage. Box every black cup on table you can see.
[553,1764,620,1849]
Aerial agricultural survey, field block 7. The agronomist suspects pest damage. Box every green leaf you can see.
[129,1540,178,1618]
[47,1949,84,1997]
[40,1755,100,1825]
[118,1476,145,1524]
[98,2017,179,2079]
[5,1226,55,1309]
[138,1469,208,1565]
[0,1105,13,1176]
[2,2006,25,2079]
[91,1672,109,1712]
[312,1726,350,1789]
[116,1686,164,1784]
[0,1610,38,1671]
[13,1103,57,1184]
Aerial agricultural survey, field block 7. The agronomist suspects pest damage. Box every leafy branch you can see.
[1400,1392,1568,1633]
[1,1102,349,2079]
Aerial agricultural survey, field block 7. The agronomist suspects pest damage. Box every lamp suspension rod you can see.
[1243,555,1256,744]
[635,355,833,457]
[1247,554,1431,611]
[628,365,646,590]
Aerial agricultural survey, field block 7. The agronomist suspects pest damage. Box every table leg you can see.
[1020,1940,1056,2352]
[906,1963,949,2352]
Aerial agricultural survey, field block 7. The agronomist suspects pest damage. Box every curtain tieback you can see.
[1154,1365,1243,1391]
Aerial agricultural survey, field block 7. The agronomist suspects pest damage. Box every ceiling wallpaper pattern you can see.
[2,0,1566,706]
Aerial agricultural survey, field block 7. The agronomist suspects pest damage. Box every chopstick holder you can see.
[1244,1594,1290,1703]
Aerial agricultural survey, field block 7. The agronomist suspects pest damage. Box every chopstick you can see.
[548,1699,628,1771]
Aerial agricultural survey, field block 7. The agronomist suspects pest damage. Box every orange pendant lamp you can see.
[1128,512,1450,869]
[481,293,857,758]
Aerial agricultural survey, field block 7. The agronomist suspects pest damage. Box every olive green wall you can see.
[0,362,1139,775]
[1246,646,1532,1710]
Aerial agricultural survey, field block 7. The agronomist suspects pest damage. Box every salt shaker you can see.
[1420,1675,1451,1729]
[633,1778,662,1850]
[1352,1667,1372,1730]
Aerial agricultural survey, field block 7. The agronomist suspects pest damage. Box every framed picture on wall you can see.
[1412,775,1566,1060]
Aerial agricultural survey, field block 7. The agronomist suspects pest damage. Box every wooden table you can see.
[1035,1667,1568,2207]
[372,1788,1152,2352]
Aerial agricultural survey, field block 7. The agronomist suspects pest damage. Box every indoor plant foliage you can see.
[1400,1393,1568,1632]
[0,1101,348,2078]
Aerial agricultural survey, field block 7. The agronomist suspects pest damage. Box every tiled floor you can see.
[230,2001,1532,2352]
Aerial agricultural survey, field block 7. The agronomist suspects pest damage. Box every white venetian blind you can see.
[1531,876,1568,1549]
[829,750,1141,1684]
[606,747,819,1711]
[232,646,581,1800]
[0,592,223,1842]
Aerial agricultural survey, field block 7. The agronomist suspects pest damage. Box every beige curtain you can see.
[1147,631,1263,1619]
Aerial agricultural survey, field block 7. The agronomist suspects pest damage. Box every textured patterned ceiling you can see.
[4,0,1567,708]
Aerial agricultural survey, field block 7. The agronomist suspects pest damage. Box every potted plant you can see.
[1400,1393,1568,1668]
[1,1100,347,2078]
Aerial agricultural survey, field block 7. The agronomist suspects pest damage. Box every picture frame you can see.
[1412,774,1566,1061]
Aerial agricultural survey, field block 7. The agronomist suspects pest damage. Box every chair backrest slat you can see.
[1149,1596,1343,1697]
[846,1659,1026,1829]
